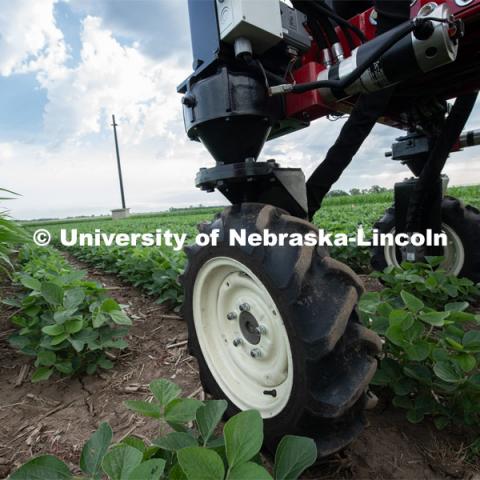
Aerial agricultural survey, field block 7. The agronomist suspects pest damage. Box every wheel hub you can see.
[384,223,465,275]
[239,311,261,345]
[192,256,293,417]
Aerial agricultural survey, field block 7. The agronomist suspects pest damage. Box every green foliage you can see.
[0,188,28,277]
[6,246,131,381]
[26,185,479,293]
[360,261,480,430]
[10,379,317,480]
[374,257,480,309]
[60,244,185,310]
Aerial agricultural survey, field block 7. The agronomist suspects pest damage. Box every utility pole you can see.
[111,114,126,209]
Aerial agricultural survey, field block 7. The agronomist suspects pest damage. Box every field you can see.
[2,185,480,479]
[24,185,480,287]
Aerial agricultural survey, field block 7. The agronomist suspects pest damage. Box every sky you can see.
[0,0,479,220]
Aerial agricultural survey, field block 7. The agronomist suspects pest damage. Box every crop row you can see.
[33,186,480,307]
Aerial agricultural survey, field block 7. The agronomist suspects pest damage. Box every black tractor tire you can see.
[182,203,381,458]
[371,196,480,283]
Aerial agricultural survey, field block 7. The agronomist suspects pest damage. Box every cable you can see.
[270,19,423,95]
[312,1,368,43]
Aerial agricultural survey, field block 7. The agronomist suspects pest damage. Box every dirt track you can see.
[0,258,478,479]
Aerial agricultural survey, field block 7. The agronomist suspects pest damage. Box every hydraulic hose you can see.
[312,1,368,43]
[270,18,419,95]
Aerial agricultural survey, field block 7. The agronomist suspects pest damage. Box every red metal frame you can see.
[285,0,480,130]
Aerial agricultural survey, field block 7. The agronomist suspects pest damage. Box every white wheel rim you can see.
[384,223,465,275]
[192,256,293,418]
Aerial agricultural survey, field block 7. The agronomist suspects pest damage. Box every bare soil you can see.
[0,263,478,480]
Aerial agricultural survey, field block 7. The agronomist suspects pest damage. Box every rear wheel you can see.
[371,196,480,282]
[182,203,381,457]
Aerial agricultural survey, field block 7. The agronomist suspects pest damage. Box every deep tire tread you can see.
[183,202,380,458]
[371,197,480,282]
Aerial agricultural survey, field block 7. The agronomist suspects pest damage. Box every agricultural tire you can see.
[181,203,381,458]
[371,196,480,282]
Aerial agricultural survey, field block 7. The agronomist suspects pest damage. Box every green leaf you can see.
[101,298,120,313]
[392,396,413,410]
[434,416,450,430]
[400,290,424,312]
[80,422,113,479]
[406,409,424,424]
[55,362,74,375]
[37,350,56,367]
[274,435,317,480]
[124,400,161,419]
[224,410,263,469]
[463,331,480,351]
[98,357,114,370]
[121,436,146,453]
[385,325,406,347]
[19,275,41,291]
[51,333,69,346]
[53,308,78,325]
[404,340,431,362]
[419,311,449,327]
[177,447,224,480]
[153,432,198,451]
[445,301,469,312]
[102,445,143,480]
[63,288,85,309]
[388,309,410,328]
[164,398,203,425]
[31,367,53,383]
[9,455,72,480]
[41,282,64,306]
[168,463,188,480]
[149,379,182,406]
[229,462,272,480]
[433,361,463,384]
[445,337,464,351]
[93,313,108,329]
[196,400,227,444]
[127,459,166,480]
[454,354,476,372]
[392,377,416,396]
[109,309,132,326]
[403,365,432,385]
[42,324,64,336]
[64,318,83,334]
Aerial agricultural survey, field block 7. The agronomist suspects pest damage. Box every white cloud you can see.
[37,15,190,142]
[0,0,67,76]
[1,1,479,220]
[0,5,218,219]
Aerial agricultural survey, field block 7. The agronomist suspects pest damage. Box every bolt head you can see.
[250,348,262,358]
[239,303,250,312]
[256,325,267,335]
[227,312,237,321]
[233,338,243,347]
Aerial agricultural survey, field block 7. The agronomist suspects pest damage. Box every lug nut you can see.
[250,348,263,358]
[239,303,250,312]
[256,325,267,335]
[233,338,243,347]
[227,312,237,320]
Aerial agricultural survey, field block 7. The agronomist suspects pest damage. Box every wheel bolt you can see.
[250,348,262,358]
[256,325,267,335]
[233,338,243,347]
[239,303,250,312]
[227,312,237,320]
